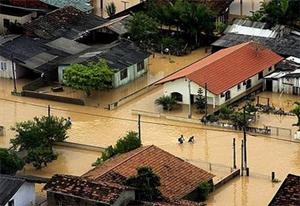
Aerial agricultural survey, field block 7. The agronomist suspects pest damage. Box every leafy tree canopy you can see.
[0,148,24,175]
[93,131,141,166]
[126,12,159,42]
[11,116,71,169]
[106,2,116,17]
[126,166,161,201]
[249,0,300,27]
[291,103,300,130]
[64,60,114,96]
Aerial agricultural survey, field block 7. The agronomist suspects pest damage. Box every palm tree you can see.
[106,2,116,17]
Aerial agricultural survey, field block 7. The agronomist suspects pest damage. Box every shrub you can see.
[93,131,141,166]
[198,182,212,201]
[155,95,177,111]
[218,105,234,120]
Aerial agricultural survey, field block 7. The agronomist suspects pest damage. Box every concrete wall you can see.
[5,182,35,206]
[0,12,36,34]
[0,55,27,79]
[163,66,274,106]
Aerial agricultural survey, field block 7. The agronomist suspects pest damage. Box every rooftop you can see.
[24,6,107,40]
[0,4,33,16]
[0,175,25,206]
[44,174,133,205]
[83,145,214,201]
[40,0,93,12]
[0,35,87,73]
[212,20,300,58]
[269,174,300,206]
[61,39,150,70]
[157,42,283,94]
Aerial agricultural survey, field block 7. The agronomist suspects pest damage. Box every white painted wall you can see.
[163,66,275,106]
[0,12,36,34]
[268,76,300,95]
[0,55,27,79]
[5,182,35,206]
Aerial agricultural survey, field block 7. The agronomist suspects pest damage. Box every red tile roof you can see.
[82,145,214,201]
[157,42,283,94]
[129,199,205,206]
[44,174,133,205]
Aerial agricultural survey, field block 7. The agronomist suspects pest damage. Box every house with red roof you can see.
[83,145,215,203]
[157,42,283,108]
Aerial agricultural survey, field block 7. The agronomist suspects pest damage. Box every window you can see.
[120,69,128,80]
[268,67,272,71]
[3,19,10,28]
[258,71,263,80]
[171,92,183,102]
[1,62,7,70]
[8,200,14,206]
[137,61,145,72]
[225,91,231,101]
[237,84,241,91]
[220,92,224,97]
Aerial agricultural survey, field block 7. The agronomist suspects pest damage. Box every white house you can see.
[0,5,36,34]
[157,42,283,108]
[0,175,36,206]
[264,56,300,95]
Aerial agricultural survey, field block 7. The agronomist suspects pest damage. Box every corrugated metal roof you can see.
[0,175,25,206]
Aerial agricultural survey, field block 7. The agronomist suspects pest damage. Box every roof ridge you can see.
[92,145,154,178]
[188,42,252,79]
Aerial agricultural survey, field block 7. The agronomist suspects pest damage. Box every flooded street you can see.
[0,48,299,205]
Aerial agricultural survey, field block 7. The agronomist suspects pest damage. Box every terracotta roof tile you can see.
[157,42,283,94]
[83,145,214,200]
[44,174,133,204]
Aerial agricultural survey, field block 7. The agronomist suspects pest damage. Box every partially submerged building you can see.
[212,19,300,58]
[157,42,283,107]
[264,56,300,95]
[269,174,300,206]
[58,39,150,88]
[44,174,135,206]
[83,145,215,202]
[0,35,89,80]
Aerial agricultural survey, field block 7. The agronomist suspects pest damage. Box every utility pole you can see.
[243,106,249,176]
[138,114,141,142]
[188,80,192,119]
[241,140,244,176]
[204,83,208,125]
[11,56,17,93]
[233,138,237,169]
[48,105,51,117]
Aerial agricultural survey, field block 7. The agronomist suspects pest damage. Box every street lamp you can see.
[10,54,25,94]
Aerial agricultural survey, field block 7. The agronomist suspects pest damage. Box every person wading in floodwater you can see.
[188,136,194,143]
[178,135,185,144]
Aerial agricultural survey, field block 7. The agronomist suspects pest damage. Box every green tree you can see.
[93,131,141,166]
[230,111,251,130]
[291,103,300,131]
[25,146,57,169]
[218,105,234,120]
[126,166,161,201]
[63,60,114,96]
[198,182,212,201]
[11,116,71,169]
[106,2,116,17]
[195,88,206,113]
[0,148,24,175]
[155,95,177,111]
[126,12,159,42]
